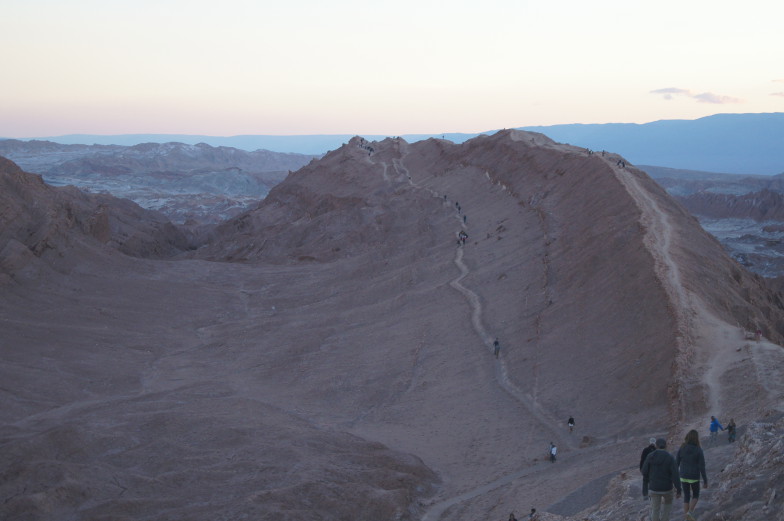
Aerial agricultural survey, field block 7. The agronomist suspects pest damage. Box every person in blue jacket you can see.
[709,416,724,445]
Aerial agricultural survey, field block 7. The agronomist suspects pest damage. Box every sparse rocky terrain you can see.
[2,132,783,520]
[0,139,318,225]
[642,166,784,278]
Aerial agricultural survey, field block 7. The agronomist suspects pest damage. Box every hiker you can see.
[528,508,538,520]
[567,416,575,433]
[493,338,500,358]
[549,442,557,463]
[640,437,657,499]
[508,513,518,521]
[727,419,737,443]
[641,438,681,521]
[676,430,708,521]
[463,214,467,224]
[709,416,724,444]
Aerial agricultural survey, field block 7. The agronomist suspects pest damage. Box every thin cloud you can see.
[651,87,741,104]
[650,87,691,100]
[693,92,742,104]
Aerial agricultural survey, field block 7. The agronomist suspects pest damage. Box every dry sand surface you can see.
[1,132,783,520]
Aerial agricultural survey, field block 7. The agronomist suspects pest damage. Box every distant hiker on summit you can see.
[708,416,724,445]
[507,512,518,521]
[567,416,575,433]
[493,338,501,358]
[641,438,681,521]
[549,442,557,463]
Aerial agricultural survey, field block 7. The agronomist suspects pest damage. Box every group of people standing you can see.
[709,415,737,444]
[640,415,737,521]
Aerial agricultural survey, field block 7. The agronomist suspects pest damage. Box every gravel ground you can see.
[546,471,617,516]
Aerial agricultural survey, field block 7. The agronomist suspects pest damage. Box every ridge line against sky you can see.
[2,0,783,137]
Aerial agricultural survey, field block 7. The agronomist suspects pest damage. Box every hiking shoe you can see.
[686,512,696,521]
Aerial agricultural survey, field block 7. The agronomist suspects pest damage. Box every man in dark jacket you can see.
[639,437,658,498]
[641,438,682,521]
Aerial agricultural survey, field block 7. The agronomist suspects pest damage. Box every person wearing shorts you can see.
[677,430,708,521]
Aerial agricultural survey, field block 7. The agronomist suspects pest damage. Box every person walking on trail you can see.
[507,512,518,521]
[528,508,538,520]
[493,338,501,358]
[709,416,724,444]
[549,442,557,463]
[676,430,708,521]
[567,416,575,433]
[640,437,657,499]
[641,438,681,521]
[726,418,737,443]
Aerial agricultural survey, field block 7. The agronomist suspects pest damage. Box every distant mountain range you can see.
[7,112,783,175]
[521,113,784,175]
[0,139,318,224]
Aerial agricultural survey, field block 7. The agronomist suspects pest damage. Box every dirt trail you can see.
[362,146,584,520]
[363,141,784,520]
[605,160,784,424]
[379,147,573,447]
[449,245,572,449]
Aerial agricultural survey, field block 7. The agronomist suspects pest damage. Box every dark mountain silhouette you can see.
[521,113,784,175]
[2,130,784,520]
[12,112,784,174]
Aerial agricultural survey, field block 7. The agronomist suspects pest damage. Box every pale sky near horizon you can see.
[2,0,783,137]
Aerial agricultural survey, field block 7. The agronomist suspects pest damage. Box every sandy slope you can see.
[2,131,783,520]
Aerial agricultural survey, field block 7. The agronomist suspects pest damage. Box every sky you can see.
[2,0,783,137]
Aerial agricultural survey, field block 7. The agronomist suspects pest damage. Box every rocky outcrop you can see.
[677,189,784,221]
[0,156,189,274]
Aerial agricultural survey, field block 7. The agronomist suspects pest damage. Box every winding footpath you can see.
[359,144,588,520]
[360,141,784,520]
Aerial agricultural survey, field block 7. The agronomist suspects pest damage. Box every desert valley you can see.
[2,130,784,520]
